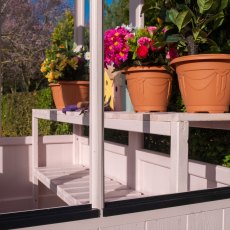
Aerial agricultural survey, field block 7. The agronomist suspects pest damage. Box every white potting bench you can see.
[32,109,230,207]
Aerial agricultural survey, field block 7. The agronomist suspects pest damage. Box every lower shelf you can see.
[35,165,144,206]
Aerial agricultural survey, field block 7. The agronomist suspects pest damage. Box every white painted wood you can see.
[32,110,230,134]
[31,109,230,210]
[72,125,83,165]
[224,208,230,230]
[35,166,143,206]
[127,132,144,189]
[89,0,104,210]
[189,160,230,186]
[32,114,38,208]
[0,146,2,173]
[188,209,223,230]
[129,0,144,27]
[104,148,127,184]
[190,121,230,130]
[170,121,189,193]
[147,215,187,230]
[74,0,85,50]
[136,150,170,195]
[104,118,170,135]
[80,139,90,166]
[102,222,145,230]
[0,136,32,145]
[16,199,230,230]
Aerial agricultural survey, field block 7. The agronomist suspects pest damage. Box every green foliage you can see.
[2,89,72,137]
[104,0,129,30]
[142,0,230,54]
[223,155,230,167]
[189,128,230,165]
[51,9,74,46]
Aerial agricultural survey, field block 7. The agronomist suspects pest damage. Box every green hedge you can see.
[2,88,72,136]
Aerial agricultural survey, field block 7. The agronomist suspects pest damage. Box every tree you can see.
[104,0,129,30]
[1,0,68,93]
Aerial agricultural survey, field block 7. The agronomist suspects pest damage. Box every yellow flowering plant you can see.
[41,41,89,83]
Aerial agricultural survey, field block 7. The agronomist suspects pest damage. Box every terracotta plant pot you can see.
[122,66,172,112]
[171,54,230,113]
[49,81,89,110]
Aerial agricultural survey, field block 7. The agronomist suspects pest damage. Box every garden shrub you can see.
[2,88,72,136]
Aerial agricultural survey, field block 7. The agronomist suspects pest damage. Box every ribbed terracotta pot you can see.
[49,81,89,110]
[171,54,230,113]
[122,66,172,112]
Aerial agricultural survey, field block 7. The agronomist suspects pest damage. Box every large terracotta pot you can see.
[122,66,172,112]
[49,81,89,110]
[171,54,230,113]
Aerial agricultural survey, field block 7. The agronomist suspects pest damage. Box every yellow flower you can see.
[40,64,47,73]
[46,71,55,82]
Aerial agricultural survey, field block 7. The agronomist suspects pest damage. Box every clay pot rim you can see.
[49,80,89,86]
[170,53,230,67]
[122,65,168,74]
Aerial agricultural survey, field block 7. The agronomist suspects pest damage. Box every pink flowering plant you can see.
[104,25,178,71]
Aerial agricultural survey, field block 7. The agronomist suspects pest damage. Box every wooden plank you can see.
[35,166,144,206]
[170,121,189,193]
[187,209,223,230]
[102,222,145,230]
[104,118,170,136]
[127,132,144,189]
[129,0,144,28]
[32,115,38,208]
[33,109,230,123]
[32,110,230,135]
[74,0,85,50]
[224,208,230,230]
[147,216,187,230]
[190,121,230,130]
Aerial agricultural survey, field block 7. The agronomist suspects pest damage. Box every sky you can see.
[69,0,112,23]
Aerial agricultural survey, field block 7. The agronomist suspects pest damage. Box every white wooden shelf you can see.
[32,109,230,207]
[35,166,144,206]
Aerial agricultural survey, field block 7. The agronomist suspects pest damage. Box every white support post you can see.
[72,124,84,165]
[127,132,144,190]
[129,0,144,27]
[170,121,189,193]
[32,112,38,208]
[90,0,104,210]
[74,0,85,51]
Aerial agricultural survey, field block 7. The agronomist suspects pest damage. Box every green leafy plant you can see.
[40,10,89,83]
[223,154,230,167]
[142,0,230,55]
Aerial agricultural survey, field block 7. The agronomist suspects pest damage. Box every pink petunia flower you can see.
[147,26,158,35]
[137,37,151,46]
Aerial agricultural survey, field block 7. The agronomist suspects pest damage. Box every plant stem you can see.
[186,35,198,55]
